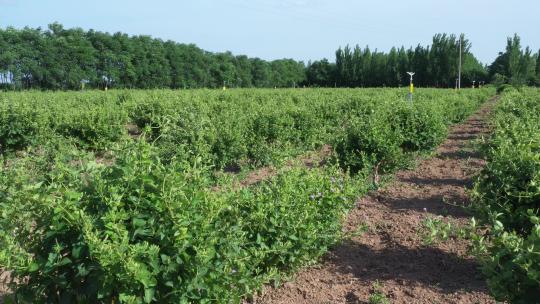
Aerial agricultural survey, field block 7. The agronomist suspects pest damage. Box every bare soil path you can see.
[256,97,498,304]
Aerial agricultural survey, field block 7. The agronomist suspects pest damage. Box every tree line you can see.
[489,34,540,87]
[0,23,306,90]
[307,34,540,88]
[307,34,488,88]
[0,23,539,90]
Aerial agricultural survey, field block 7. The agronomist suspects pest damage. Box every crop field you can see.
[1,87,538,303]
[2,1,539,301]
[0,88,492,167]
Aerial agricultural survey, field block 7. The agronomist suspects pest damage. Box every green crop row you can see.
[0,88,492,170]
[0,88,493,303]
[0,140,363,303]
[472,87,540,303]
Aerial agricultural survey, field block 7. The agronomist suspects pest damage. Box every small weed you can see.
[421,216,469,245]
[421,216,453,245]
[369,280,390,304]
[344,223,370,240]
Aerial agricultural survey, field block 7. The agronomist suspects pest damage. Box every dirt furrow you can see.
[256,97,498,304]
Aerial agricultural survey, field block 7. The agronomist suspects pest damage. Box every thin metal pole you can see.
[458,36,462,90]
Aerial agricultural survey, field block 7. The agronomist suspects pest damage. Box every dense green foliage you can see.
[3,23,540,91]
[489,34,540,87]
[0,101,46,151]
[0,88,493,303]
[0,141,357,303]
[309,34,487,88]
[0,23,306,90]
[472,88,540,303]
[0,23,496,90]
[0,88,492,171]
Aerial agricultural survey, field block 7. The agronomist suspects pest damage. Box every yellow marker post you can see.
[407,72,415,102]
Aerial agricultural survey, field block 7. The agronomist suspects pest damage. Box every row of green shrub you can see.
[0,88,493,303]
[0,140,361,303]
[472,87,540,303]
[0,88,493,171]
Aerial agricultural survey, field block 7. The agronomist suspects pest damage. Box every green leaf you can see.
[144,288,155,303]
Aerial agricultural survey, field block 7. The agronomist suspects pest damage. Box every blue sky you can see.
[1,0,539,65]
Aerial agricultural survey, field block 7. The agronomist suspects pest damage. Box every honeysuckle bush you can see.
[0,139,360,303]
[54,102,129,150]
[334,106,404,174]
[333,90,485,174]
[471,87,540,303]
[0,100,49,153]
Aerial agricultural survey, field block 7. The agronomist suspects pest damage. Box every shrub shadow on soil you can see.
[329,240,488,296]
[375,192,472,219]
